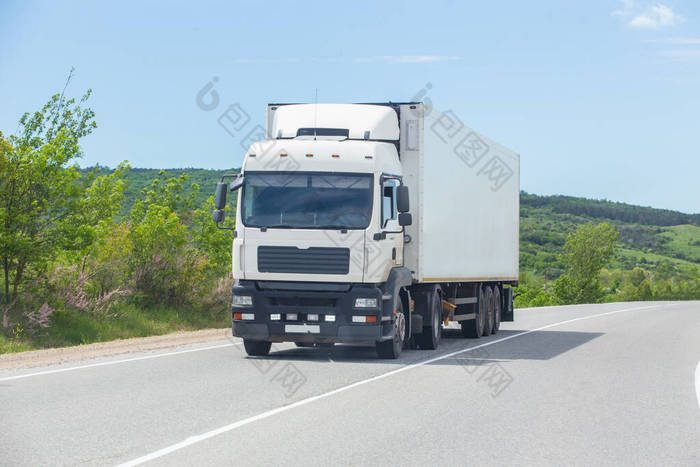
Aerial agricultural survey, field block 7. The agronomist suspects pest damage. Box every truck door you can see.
[380,177,404,268]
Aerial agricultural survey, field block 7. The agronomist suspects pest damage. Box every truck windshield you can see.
[241,172,373,229]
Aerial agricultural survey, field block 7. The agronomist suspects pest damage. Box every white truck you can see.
[212,102,519,358]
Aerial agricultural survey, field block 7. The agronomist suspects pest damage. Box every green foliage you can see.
[513,271,556,308]
[130,171,197,223]
[0,88,129,304]
[191,196,234,277]
[82,166,238,215]
[553,222,618,304]
[1,301,229,353]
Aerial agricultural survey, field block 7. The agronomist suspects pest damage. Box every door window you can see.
[381,179,399,228]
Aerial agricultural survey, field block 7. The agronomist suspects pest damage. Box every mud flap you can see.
[502,287,514,322]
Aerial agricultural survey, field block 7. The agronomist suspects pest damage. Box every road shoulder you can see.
[0,328,232,370]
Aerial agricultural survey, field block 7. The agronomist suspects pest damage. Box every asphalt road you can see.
[2,301,699,466]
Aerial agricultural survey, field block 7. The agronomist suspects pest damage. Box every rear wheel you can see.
[417,288,442,350]
[377,299,405,359]
[461,286,485,338]
[492,287,501,334]
[483,286,494,336]
[243,339,271,356]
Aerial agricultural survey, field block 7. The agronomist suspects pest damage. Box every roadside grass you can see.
[0,334,33,354]
[1,302,230,354]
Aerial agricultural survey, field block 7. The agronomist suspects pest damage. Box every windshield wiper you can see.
[315,225,352,230]
[260,224,295,230]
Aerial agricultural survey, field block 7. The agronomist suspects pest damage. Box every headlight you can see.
[354,297,378,308]
[233,295,253,306]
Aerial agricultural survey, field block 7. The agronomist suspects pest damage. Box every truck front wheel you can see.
[377,300,406,359]
[243,339,272,356]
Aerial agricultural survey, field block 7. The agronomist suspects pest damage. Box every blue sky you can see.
[1,0,699,213]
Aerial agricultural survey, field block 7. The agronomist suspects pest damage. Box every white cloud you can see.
[612,1,685,29]
[661,49,700,60]
[355,55,460,64]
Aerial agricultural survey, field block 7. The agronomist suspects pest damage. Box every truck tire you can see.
[492,287,501,334]
[461,286,485,338]
[483,286,494,336]
[376,299,406,359]
[417,288,441,350]
[243,339,272,356]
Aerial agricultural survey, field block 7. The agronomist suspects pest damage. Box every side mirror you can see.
[229,174,245,192]
[398,212,412,226]
[397,185,410,213]
[214,183,227,210]
[212,209,226,224]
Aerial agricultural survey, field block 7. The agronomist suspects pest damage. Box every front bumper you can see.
[231,280,394,344]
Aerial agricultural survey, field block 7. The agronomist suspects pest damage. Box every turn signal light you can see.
[352,315,378,323]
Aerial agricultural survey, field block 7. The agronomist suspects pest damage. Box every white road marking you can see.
[0,342,240,382]
[695,360,700,410]
[118,303,666,466]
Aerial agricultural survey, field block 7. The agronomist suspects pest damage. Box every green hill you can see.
[520,193,699,280]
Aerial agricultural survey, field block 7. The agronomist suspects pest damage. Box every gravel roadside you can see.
[0,328,232,370]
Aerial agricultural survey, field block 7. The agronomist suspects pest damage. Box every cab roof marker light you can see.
[280,153,288,157]
[306,154,313,157]
[331,154,340,158]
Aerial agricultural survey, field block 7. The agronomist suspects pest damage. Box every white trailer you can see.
[213,102,519,358]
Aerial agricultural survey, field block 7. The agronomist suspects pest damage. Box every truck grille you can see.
[257,246,350,275]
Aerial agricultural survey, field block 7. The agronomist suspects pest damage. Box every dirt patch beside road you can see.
[0,328,232,370]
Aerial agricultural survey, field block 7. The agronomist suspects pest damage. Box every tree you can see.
[126,171,208,304]
[554,222,618,304]
[0,84,125,304]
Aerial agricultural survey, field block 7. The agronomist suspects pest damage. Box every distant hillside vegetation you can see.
[521,193,700,227]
